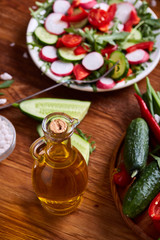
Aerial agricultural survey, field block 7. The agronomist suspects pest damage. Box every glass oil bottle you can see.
[30,112,88,215]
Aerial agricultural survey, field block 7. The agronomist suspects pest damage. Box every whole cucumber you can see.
[122,161,160,218]
[124,118,149,176]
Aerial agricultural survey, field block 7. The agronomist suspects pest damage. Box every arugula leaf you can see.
[76,128,96,154]
[0,80,14,89]
[0,93,4,95]
[95,32,129,46]
[136,1,160,41]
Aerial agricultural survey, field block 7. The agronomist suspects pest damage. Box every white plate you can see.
[26,1,160,92]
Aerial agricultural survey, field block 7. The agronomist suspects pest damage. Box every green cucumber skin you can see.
[124,118,149,175]
[109,51,129,81]
[122,161,160,218]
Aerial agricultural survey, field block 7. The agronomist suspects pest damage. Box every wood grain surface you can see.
[0,1,160,240]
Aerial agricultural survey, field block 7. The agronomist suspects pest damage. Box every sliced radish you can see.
[115,2,136,24]
[53,0,71,14]
[96,77,116,89]
[93,2,109,11]
[80,0,97,9]
[82,52,104,71]
[126,49,150,64]
[45,13,68,35]
[39,46,57,62]
[50,60,73,76]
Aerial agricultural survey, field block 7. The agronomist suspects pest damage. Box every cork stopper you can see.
[49,119,68,134]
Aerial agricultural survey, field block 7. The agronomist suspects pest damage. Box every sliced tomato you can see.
[73,64,90,80]
[61,34,82,48]
[98,23,109,32]
[148,192,160,233]
[149,193,160,221]
[88,9,108,28]
[56,38,64,48]
[74,45,88,55]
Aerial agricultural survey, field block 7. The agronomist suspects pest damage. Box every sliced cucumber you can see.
[108,0,123,4]
[19,98,91,121]
[34,26,58,45]
[109,51,129,80]
[37,124,90,164]
[122,29,142,50]
[58,47,86,62]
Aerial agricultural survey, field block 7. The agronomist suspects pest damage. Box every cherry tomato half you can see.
[61,34,82,48]
[88,9,108,28]
[113,163,131,187]
[73,64,90,80]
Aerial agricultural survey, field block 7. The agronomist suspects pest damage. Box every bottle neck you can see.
[44,137,74,167]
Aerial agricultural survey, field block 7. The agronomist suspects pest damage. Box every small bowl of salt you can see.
[0,115,16,161]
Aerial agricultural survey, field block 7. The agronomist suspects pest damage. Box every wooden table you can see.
[0,1,160,239]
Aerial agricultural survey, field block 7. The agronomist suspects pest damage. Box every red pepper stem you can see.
[134,93,160,144]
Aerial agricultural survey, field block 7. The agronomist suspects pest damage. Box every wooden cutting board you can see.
[110,133,160,240]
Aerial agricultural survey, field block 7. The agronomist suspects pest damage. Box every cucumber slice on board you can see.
[109,51,129,80]
[37,124,90,164]
[58,47,86,62]
[34,26,58,45]
[122,29,142,50]
[19,98,91,121]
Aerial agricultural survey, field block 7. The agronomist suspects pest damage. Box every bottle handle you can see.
[30,136,46,161]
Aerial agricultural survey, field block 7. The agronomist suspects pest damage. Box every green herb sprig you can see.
[76,128,96,154]
[0,80,14,89]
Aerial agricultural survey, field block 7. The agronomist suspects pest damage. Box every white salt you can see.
[23,52,28,59]
[32,5,37,9]
[10,42,15,47]
[0,99,7,105]
[0,72,12,80]
[0,117,13,154]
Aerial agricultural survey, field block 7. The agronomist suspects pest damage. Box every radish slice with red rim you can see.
[96,77,116,89]
[53,0,71,14]
[80,0,97,9]
[126,49,150,64]
[39,46,57,62]
[45,13,68,35]
[115,2,136,24]
[82,52,104,71]
[93,2,109,11]
[50,60,74,76]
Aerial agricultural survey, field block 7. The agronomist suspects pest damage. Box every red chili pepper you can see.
[124,10,140,32]
[106,4,117,23]
[126,41,154,53]
[74,45,88,55]
[134,93,160,144]
[101,44,118,56]
[61,8,88,22]
[73,64,90,80]
[113,163,131,187]
[67,0,80,16]
[148,192,160,233]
